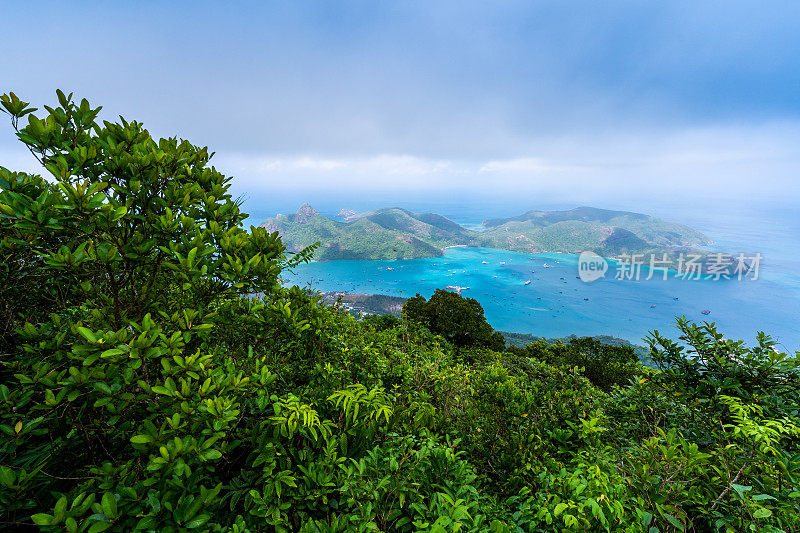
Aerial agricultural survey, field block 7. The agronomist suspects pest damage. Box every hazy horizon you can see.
[4,1,800,207]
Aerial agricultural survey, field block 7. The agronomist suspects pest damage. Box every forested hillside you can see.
[260,206,463,260]
[2,91,799,532]
[478,207,710,256]
[260,205,712,261]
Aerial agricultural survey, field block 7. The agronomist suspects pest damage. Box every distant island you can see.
[260,204,712,261]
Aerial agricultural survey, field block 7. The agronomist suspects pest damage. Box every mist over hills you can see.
[478,206,710,257]
[260,204,711,261]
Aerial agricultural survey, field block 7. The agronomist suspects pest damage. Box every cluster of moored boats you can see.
[308,257,713,316]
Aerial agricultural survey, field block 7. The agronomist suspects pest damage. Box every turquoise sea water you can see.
[283,246,800,351]
[244,196,800,351]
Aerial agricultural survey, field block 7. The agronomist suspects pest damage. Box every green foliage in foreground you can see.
[1,91,800,532]
[507,336,641,392]
[402,290,505,353]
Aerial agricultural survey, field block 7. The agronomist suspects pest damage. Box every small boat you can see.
[524,280,531,285]
[702,309,711,315]
[446,285,469,293]
[650,305,656,308]
[481,261,488,264]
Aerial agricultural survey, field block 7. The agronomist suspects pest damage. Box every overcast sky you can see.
[2,1,799,209]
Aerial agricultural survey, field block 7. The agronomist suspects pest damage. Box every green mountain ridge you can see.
[260,204,713,260]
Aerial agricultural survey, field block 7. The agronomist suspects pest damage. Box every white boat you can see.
[446,285,469,295]
[524,280,531,285]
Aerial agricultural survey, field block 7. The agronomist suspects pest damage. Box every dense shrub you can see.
[1,91,799,532]
[403,290,505,353]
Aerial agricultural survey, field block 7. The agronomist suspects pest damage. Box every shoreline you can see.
[283,246,796,349]
[300,245,741,277]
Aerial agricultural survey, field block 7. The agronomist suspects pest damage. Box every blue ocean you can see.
[242,195,800,351]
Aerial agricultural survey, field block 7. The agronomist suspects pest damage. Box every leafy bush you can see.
[402,289,505,353]
[2,91,800,532]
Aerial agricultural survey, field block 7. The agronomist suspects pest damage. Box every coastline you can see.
[281,245,799,349]
[300,244,739,277]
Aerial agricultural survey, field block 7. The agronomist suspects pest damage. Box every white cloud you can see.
[479,157,585,174]
[215,153,459,190]
[214,120,800,205]
[3,120,798,207]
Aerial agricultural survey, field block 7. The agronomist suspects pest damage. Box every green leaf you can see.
[131,434,154,444]
[147,491,161,513]
[0,466,16,488]
[135,516,156,530]
[54,496,68,520]
[31,513,53,526]
[753,507,772,519]
[77,327,98,343]
[88,521,112,533]
[93,382,112,395]
[662,513,683,530]
[752,494,776,501]
[112,206,127,220]
[201,449,222,460]
[731,484,752,497]
[186,514,211,529]
[101,492,117,519]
